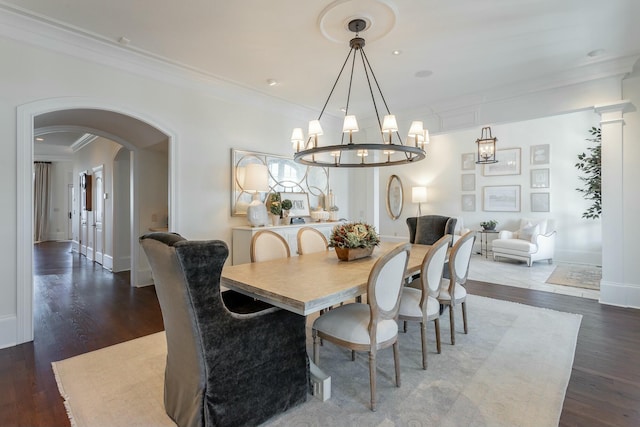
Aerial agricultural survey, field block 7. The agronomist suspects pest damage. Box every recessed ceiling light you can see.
[587,49,605,58]
[267,79,278,86]
[415,70,433,78]
[392,50,402,56]
[35,137,44,142]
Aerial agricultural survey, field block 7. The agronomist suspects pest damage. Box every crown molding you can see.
[0,4,319,120]
[70,133,99,152]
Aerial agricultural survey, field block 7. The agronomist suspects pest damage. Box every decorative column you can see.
[594,100,635,306]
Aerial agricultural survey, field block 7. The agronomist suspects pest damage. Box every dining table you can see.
[221,241,433,316]
[220,240,435,401]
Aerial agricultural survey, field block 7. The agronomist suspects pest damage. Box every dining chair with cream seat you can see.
[296,226,328,255]
[438,230,476,345]
[250,229,290,263]
[312,242,411,411]
[398,234,451,369]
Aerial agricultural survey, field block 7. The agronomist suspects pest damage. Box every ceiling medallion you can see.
[292,18,427,168]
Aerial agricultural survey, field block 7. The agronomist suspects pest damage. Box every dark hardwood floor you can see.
[1,241,639,426]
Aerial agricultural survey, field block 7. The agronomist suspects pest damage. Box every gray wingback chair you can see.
[407,215,458,245]
[139,232,308,427]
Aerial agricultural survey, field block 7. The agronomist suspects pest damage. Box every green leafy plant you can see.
[268,193,292,218]
[480,220,498,230]
[328,222,380,249]
[575,127,601,219]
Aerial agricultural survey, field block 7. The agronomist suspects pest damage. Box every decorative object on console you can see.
[411,186,427,216]
[329,222,380,261]
[291,18,426,168]
[286,192,311,217]
[475,127,498,164]
[386,174,404,220]
[325,189,339,221]
[310,209,330,222]
[243,164,270,227]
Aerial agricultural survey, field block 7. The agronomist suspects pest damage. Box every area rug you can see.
[52,295,581,427]
[546,264,602,290]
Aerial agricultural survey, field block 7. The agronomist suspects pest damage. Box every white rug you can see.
[52,295,581,427]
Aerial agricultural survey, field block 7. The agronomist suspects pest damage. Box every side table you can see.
[477,229,499,258]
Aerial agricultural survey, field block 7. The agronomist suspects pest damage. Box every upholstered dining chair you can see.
[312,242,411,411]
[297,226,328,255]
[139,232,308,427]
[398,234,451,369]
[438,230,476,345]
[250,229,290,262]
[406,215,457,246]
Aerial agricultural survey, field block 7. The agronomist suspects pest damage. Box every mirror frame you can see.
[386,174,404,220]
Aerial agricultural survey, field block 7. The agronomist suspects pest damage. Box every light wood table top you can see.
[221,242,432,316]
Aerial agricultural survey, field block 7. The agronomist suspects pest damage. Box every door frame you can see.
[16,97,176,345]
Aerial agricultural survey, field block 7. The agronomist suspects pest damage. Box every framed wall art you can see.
[284,192,311,217]
[461,194,476,212]
[483,185,521,212]
[483,148,521,176]
[531,192,550,212]
[530,168,550,188]
[461,173,475,191]
[461,152,475,170]
[531,144,550,165]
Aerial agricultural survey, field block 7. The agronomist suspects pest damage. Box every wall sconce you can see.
[243,163,270,227]
[475,126,498,164]
[411,186,427,216]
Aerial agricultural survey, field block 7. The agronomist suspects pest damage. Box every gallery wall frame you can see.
[284,192,311,217]
[531,192,550,212]
[531,144,550,165]
[461,173,476,191]
[461,152,475,170]
[461,194,476,211]
[483,148,521,176]
[386,174,404,220]
[531,168,550,188]
[483,185,521,212]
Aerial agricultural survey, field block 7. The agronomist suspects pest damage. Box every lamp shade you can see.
[412,186,428,203]
[342,115,359,132]
[242,164,269,192]
[408,121,424,137]
[308,120,324,136]
[381,115,398,133]
[291,127,305,151]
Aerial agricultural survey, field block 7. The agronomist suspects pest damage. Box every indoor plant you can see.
[480,220,498,231]
[575,127,601,219]
[329,222,380,261]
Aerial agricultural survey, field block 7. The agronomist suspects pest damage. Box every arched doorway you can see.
[16,97,176,345]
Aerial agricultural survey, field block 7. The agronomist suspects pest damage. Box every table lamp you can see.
[412,186,427,216]
[243,163,269,227]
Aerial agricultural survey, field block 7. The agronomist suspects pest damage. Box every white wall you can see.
[377,111,602,265]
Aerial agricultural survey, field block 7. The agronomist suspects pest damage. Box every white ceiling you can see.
[5,0,640,149]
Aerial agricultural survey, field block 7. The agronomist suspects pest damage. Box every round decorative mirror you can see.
[386,174,404,220]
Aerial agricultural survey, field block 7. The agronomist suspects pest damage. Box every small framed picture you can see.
[461,194,476,211]
[461,173,475,191]
[461,153,475,170]
[530,168,550,188]
[483,148,521,176]
[531,144,550,165]
[531,192,550,212]
[283,192,310,217]
[483,185,521,212]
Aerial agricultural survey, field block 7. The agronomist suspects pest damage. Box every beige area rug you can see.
[546,264,602,290]
[52,295,581,427]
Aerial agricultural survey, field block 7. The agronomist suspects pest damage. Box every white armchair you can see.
[492,218,556,267]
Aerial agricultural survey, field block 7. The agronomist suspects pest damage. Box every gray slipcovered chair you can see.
[406,215,458,245]
[139,232,308,427]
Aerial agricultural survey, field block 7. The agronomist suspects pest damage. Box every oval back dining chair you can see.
[398,234,451,369]
[250,230,290,263]
[312,242,411,411]
[296,227,328,255]
[438,230,476,345]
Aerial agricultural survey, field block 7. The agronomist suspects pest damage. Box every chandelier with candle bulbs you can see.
[292,18,427,168]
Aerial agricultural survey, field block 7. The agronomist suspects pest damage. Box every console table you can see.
[232,222,337,265]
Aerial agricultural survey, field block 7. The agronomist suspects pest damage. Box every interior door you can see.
[80,172,88,257]
[67,184,74,240]
[92,165,104,265]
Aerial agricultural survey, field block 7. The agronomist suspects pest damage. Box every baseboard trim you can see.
[103,254,113,271]
[599,280,640,309]
[0,315,17,350]
[136,268,154,287]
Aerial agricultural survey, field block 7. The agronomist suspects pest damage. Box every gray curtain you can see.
[34,162,52,242]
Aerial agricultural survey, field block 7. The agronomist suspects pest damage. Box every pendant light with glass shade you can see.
[291,18,427,168]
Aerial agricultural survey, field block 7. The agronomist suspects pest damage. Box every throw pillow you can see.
[518,223,540,242]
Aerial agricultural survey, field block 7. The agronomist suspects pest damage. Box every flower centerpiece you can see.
[329,222,380,261]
